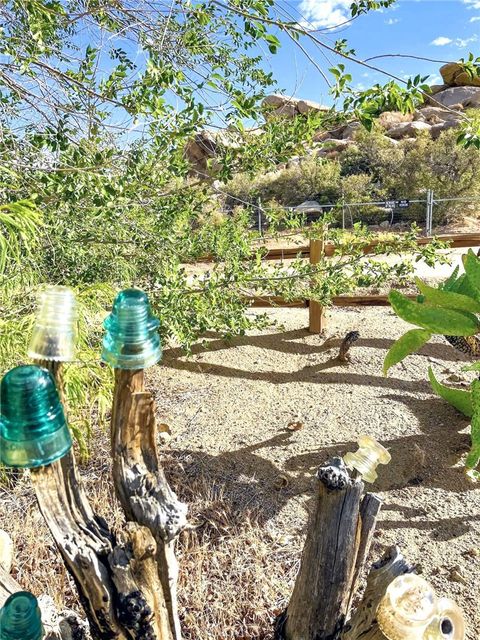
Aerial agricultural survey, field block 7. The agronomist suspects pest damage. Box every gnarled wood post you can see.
[275,458,388,640]
[30,361,174,640]
[110,369,187,640]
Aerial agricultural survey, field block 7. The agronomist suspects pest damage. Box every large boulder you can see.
[313,124,347,141]
[263,94,329,118]
[316,138,356,158]
[377,111,413,130]
[387,120,432,139]
[185,131,219,174]
[297,98,329,114]
[430,120,461,139]
[271,103,298,118]
[263,94,294,108]
[431,86,480,108]
[341,122,362,139]
[440,62,480,87]
[429,84,448,95]
[415,105,463,124]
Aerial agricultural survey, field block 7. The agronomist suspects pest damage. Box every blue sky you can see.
[264,0,480,106]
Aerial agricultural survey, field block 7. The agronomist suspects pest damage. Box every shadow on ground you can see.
[163,329,468,389]
[166,391,475,542]
[159,327,475,542]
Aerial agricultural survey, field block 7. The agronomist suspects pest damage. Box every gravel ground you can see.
[150,305,480,638]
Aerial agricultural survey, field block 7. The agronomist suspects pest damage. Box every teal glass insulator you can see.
[101,289,162,370]
[0,591,44,640]
[0,366,72,468]
[28,286,77,362]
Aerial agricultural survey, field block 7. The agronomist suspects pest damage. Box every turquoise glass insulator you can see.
[28,286,77,362]
[101,289,162,370]
[0,366,72,468]
[0,591,44,640]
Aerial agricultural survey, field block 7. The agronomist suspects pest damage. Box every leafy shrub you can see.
[384,250,480,480]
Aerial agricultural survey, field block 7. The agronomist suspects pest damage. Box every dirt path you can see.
[151,306,480,637]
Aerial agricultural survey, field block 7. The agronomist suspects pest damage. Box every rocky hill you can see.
[186,62,480,172]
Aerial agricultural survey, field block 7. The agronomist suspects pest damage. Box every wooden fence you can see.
[243,232,480,333]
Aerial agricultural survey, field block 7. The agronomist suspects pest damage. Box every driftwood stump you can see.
[110,369,187,639]
[30,361,177,640]
[275,458,411,640]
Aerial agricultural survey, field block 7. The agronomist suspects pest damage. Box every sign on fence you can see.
[384,199,410,209]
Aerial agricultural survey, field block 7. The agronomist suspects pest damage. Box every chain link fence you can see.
[247,192,480,236]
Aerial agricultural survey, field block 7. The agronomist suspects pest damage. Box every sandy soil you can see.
[151,306,480,637]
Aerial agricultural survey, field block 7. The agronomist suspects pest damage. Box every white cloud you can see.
[385,18,400,25]
[456,35,478,47]
[464,1,480,10]
[298,1,351,29]
[431,34,478,48]
[431,36,453,46]
[470,16,480,22]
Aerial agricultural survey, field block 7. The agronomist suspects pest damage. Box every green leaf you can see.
[383,329,431,375]
[389,290,480,336]
[466,379,480,479]
[428,367,473,418]
[463,361,480,372]
[415,277,480,313]
[464,250,480,296]
[441,265,460,292]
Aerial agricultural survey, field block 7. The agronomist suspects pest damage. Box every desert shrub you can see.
[226,157,342,208]
[343,127,480,224]
[225,127,480,227]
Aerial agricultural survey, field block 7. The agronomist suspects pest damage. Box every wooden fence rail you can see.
[196,232,480,332]
[196,232,480,263]
[248,294,417,308]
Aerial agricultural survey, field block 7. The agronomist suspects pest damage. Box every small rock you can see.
[274,474,290,490]
[447,373,467,383]
[158,431,171,444]
[379,220,391,228]
[287,421,304,432]
[448,565,467,585]
[463,547,479,559]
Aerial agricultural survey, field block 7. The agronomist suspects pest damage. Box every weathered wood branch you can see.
[111,369,187,640]
[30,361,174,640]
[346,492,382,616]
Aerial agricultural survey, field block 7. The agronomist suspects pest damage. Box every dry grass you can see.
[0,434,302,640]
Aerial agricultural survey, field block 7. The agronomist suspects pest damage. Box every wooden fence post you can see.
[308,235,327,333]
